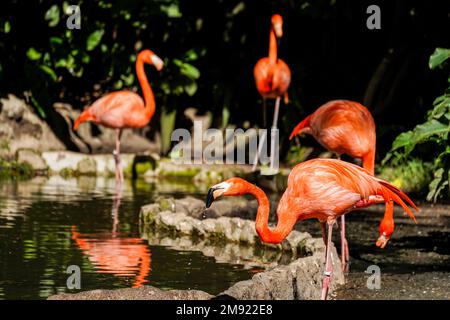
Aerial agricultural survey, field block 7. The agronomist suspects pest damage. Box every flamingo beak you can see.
[151,54,164,71]
[274,24,283,39]
[205,187,221,208]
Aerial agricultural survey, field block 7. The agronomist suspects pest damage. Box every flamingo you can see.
[289,100,378,269]
[253,14,291,172]
[205,158,418,300]
[73,49,164,183]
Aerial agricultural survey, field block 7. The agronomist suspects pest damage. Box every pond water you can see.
[0,177,258,300]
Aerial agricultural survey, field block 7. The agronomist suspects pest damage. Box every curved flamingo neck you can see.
[363,148,376,175]
[268,27,278,65]
[249,184,293,244]
[136,57,155,120]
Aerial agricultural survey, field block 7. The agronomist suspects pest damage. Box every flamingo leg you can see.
[269,97,280,171]
[252,98,268,172]
[340,215,349,273]
[113,129,124,184]
[321,219,335,300]
[336,155,350,271]
[252,129,267,172]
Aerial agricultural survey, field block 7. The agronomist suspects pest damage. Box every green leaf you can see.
[4,21,11,33]
[86,30,104,51]
[30,96,46,118]
[39,65,57,81]
[184,82,197,96]
[180,63,200,80]
[429,48,450,69]
[161,4,182,18]
[49,37,63,45]
[391,119,450,154]
[26,48,42,60]
[429,94,450,119]
[45,5,60,27]
[184,49,198,61]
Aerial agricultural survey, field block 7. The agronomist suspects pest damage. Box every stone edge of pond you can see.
[139,196,345,300]
[6,150,273,184]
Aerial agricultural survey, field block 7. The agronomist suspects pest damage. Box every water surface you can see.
[0,177,257,299]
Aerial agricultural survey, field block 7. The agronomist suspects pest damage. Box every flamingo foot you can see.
[321,270,332,300]
[376,234,390,249]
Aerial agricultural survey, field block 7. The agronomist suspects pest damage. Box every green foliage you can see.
[384,48,450,201]
[1,0,202,120]
[378,159,433,195]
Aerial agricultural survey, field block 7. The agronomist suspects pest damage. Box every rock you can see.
[77,157,97,175]
[204,197,259,219]
[140,196,313,255]
[174,196,206,219]
[221,242,344,300]
[42,151,134,177]
[16,149,47,172]
[48,285,212,300]
[0,95,65,157]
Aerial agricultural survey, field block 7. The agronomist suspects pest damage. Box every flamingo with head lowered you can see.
[205,158,418,300]
[253,14,291,172]
[289,100,385,269]
[73,49,164,183]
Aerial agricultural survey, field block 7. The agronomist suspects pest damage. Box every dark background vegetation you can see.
[0,0,449,199]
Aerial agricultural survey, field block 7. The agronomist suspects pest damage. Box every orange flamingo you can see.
[73,49,164,183]
[70,185,151,288]
[253,14,291,171]
[205,158,418,299]
[71,226,151,288]
[289,100,378,269]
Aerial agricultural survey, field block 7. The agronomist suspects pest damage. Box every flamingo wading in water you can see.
[73,49,164,183]
[253,14,291,172]
[289,100,381,269]
[205,159,418,300]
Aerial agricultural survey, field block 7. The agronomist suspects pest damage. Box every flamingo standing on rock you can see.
[205,158,418,300]
[73,49,164,183]
[289,100,381,270]
[253,14,291,172]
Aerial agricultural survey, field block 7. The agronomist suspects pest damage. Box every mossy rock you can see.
[0,157,34,180]
[16,149,47,172]
[77,158,97,176]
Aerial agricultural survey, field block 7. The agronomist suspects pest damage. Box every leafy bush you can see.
[383,48,450,201]
[378,158,433,195]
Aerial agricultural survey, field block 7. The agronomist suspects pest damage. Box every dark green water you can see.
[0,177,256,299]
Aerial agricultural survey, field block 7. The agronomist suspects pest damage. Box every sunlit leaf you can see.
[45,5,60,27]
[184,82,197,96]
[49,37,63,45]
[26,48,42,60]
[429,48,450,69]
[40,65,58,81]
[161,4,182,18]
[86,30,104,51]
[3,21,11,33]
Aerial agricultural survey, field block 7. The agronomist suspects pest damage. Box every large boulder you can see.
[0,94,65,158]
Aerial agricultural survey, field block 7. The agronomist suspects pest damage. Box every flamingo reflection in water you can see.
[71,186,151,288]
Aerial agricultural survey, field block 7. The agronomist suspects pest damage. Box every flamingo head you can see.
[139,49,164,71]
[271,14,283,38]
[376,218,394,249]
[205,177,250,208]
